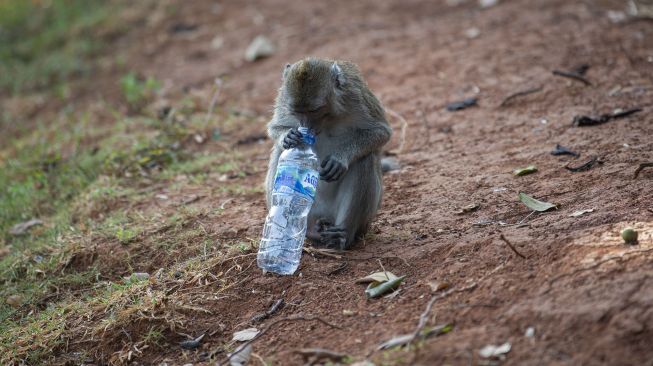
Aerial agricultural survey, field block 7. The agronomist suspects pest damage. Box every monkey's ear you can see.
[331,63,345,88]
[282,63,291,79]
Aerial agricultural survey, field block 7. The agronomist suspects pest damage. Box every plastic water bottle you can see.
[258,127,319,275]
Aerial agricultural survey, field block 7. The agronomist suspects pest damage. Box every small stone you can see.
[381,157,401,173]
[479,0,498,8]
[479,342,511,358]
[6,294,22,308]
[342,309,355,316]
[607,10,626,23]
[245,35,276,62]
[211,35,224,49]
[465,27,480,38]
[525,326,535,338]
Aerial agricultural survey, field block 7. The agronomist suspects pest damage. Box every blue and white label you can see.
[273,163,319,200]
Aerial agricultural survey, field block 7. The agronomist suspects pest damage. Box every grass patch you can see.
[0,4,266,363]
[0,0,123,94]
[120,72,162,111]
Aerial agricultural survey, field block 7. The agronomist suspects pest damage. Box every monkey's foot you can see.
[319,225,347,250]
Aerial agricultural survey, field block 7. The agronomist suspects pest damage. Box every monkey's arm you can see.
[321,122,391,181]
[335,123,391,163]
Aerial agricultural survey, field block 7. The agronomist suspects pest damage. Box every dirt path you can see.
[30,0,653,364]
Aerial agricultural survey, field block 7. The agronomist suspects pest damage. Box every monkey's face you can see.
[282,59,341,130]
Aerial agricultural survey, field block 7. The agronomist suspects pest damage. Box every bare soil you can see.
[30,0,653,364]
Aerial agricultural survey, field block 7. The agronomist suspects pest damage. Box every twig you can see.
[326,262,348,275]
[565,156,602,172]
[303,247,343,259]
[377,258,389,279]
[552,69,592,86]
[499,86,543,107]
[251,298,284,323]
[409,282,478,343]
[499,234,527,259]
[416,110,432,150]
[221,314,342,365]
[634,162,653,178]
[204,78,223,124]
[516,210,536,225]
[386,107,408,153]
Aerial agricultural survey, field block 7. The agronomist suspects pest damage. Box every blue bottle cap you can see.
[297,127,316,145]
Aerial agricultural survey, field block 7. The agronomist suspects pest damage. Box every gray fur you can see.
[265,58,391,249]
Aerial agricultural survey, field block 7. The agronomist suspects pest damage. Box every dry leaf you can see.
[427,280,450,293]
[229,343,252,366]
[355,271,398,284]
[232,327,259,341]
[569,208,594,217]
[479,342,511,358]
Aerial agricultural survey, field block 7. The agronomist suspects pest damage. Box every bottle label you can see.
[273,163,318,200]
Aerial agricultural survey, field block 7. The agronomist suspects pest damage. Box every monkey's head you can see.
[280,58,346,129]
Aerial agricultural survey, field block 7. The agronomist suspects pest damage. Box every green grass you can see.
[0,105,202,363]
[120,72,161,110]
[0,2,266,363]
[0,0,121,94]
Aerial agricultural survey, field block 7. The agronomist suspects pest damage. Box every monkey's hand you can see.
[282,128,302,149]
[320,155,347,181]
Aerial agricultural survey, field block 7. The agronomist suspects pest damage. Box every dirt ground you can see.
[10,0,653,364]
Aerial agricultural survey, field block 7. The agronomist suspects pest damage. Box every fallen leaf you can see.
[513,165,537,176]
[378,334,413,350]
[229,343,252,366]
[232,327,259,342]
[378,324,453,350]
[295,348,347,363]
[569,208,594,217]
[427,280,450,293]
[9,219,43,235]
[519,192,557,212]
[455,203,479,215]
[356,271,398,284]
[180,333,205,349]
[365,276,405,298]
[446,97,477,111]
[551,144,579,157]
[479,342,511,358]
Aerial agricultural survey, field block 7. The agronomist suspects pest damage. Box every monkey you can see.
[265,57,392,250]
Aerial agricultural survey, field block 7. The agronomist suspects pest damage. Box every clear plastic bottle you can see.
[257,127,319,275]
